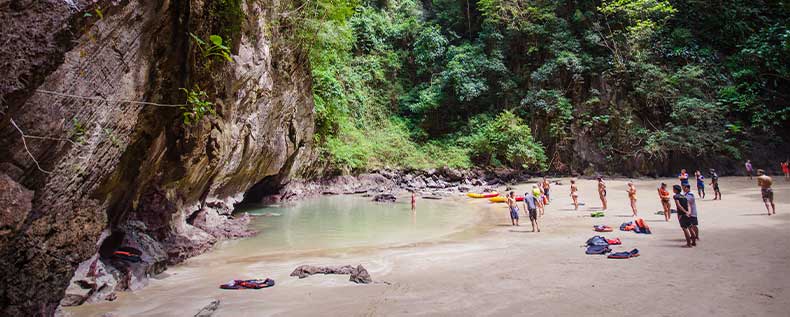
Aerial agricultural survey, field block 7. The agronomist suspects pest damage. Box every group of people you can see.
[506,177,552,232]
[502,163,780,246]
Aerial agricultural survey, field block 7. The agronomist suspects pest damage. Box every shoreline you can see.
[63,176,789,316]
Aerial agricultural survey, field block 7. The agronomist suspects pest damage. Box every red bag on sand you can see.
[607,238,621,245]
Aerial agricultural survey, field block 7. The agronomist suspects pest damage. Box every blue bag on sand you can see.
[585,245,611,255]
[586,236,609,246]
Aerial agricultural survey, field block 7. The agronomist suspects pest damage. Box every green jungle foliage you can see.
[180,86,216,126]
[298,0,789,173]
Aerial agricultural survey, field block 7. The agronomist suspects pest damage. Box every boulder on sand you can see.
[290,265,372,284]
[350,265,372,284]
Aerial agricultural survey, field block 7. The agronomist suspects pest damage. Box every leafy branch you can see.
[189,33,233,63]
[179,86,216,125]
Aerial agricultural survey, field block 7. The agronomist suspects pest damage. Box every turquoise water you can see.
[208,195,481,258]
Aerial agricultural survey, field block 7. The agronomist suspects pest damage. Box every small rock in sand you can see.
[195,299,220,317]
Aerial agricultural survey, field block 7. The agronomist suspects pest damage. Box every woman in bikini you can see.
[570,179,579,210]
[597,176,607,211]
[627,181,638,217]
[657,182,672,221]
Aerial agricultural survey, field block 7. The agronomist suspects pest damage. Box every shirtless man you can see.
[542,177,551,204]
[507,191,520,226]
[597,176,607,211]
[757,169,776,215]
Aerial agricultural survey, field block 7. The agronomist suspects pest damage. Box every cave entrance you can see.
[97,230,125,259]
[239,174,283,205]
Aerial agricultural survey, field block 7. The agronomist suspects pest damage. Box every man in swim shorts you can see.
[507,191,520,226]
[709,168,721,200]
[673,185,695,247]
[523,186,540,232]
[757,169,775,215]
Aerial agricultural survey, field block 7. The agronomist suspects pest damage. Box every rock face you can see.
[0,1,314,315]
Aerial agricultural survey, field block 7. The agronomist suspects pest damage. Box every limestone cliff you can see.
[0,0,314,315]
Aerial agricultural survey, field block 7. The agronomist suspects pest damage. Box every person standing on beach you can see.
[757,170,776,215]
[507,191,520,226]
[781,160,789,181]
[710,168,721,200]
[695,170,706,199]
[679,169,690,188]
[658,182,672,221]
[411,192,416,210]
[745,160,753,180]
[570,179,579,211]
[683,184,700,242]
[542,177,551,204]
[533,185,544,217]
[627,181,638,217]
[673,185,695,247]
[597,176,607,211]
[523,186,541,232]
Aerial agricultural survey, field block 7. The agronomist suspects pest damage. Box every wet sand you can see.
[66,177,790,316]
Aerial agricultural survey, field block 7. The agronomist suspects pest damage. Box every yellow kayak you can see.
[489,196,524,203]
[488,196,506,203]
[467,192,498,198]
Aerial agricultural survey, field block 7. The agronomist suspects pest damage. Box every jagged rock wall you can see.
[0,0,314,315]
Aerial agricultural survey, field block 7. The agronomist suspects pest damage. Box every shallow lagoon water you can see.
[204,194,482,260]
[66,194,490,316]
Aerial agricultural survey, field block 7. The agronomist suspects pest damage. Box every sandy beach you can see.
[65,176,790,316]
